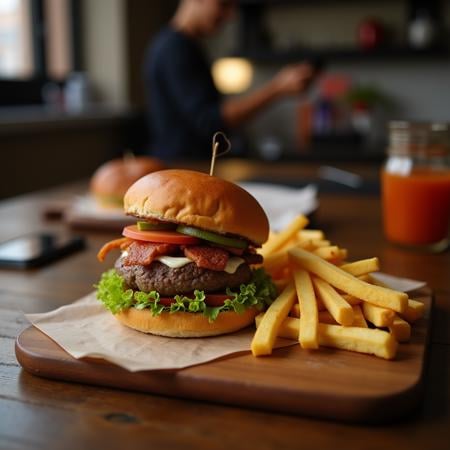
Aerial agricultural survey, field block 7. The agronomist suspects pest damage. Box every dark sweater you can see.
[144,27,226,159]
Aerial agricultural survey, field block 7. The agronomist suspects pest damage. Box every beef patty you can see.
[115,258,253,296]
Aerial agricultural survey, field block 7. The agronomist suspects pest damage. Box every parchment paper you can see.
[25,273,426,372]
[67,195,134,221]
[238,183,318,231]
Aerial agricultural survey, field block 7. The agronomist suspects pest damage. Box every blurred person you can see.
[145,0,317,159]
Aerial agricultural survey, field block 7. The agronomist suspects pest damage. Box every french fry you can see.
[365,276,425,323]
[318,310,338,325]
[313,246,342,261]
[260,215,308,257]
[255,314,298,340]
[340,258,380,277]
[351,305,368,328]
[297,239,317,251]
[400,299,425,323]
[311,239,331,248]
[362,302,395,327]
[289,247,408,313]
[298,239,331,251]
[293,269,319,349]
[389,315,411,342]
[251,282,297,356]
[312,277,354,326]
[255,315,398,360]
[268,230,278,240]
[277,236,300,252]
[318,323,398,360]
[291,293,358,314]
[259,231,278,258]
[298,229,325,241]
[290,304,337,323]
[292,306,367,328]
[263,250,289,274]
[358,274,371,283]
[290,297,327,317]
[341,294,362,306]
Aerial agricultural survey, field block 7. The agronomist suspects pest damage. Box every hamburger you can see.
[90,156,165,208]
[96,169,276,337]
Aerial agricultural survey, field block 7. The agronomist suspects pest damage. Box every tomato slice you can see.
[123,225,200,245]
[204,294,232,306]
[158,297,176,307]
[157,294,231,307]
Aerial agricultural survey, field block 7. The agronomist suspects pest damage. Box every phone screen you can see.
[0,233,85,268]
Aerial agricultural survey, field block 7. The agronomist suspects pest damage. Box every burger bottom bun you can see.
[115,307,259,338]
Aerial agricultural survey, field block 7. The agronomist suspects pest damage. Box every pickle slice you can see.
[176,225,248,249]
[137,221,176,231]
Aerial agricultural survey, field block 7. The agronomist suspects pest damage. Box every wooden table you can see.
[1,162,449,450]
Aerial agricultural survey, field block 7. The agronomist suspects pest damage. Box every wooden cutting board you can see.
[15,289,432,424]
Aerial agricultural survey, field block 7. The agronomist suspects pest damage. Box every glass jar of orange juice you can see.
[381,121,450,252]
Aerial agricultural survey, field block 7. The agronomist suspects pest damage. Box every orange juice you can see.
[382,169,450,246]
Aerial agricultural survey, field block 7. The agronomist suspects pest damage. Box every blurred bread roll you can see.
[90,156,165,208]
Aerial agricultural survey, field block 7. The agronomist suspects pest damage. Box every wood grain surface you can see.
[14,285,431,423]
[1,161,449,450]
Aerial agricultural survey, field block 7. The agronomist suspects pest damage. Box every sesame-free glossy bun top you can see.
[124,169,269,246]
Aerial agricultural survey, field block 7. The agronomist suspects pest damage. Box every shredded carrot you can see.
[97,237,131,262]
[120,239,132,250]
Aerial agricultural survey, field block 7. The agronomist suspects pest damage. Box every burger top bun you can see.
[90,156,165,207]
[124,169,269,246]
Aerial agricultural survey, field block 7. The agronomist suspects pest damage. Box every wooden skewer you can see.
[209,131,231,176]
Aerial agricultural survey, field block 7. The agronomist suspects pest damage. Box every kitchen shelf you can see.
[236,0,448,63]
[238,0,387,4]
[234,45,449,64]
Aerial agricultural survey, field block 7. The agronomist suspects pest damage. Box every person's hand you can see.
[271,63,315,98]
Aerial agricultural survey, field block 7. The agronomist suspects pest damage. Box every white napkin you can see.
[67,195,133,221]
[25,273,425,372]
[371,272,426,292]
[238,183,318,231]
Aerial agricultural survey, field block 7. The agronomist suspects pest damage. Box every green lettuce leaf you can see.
[95,268,276,322]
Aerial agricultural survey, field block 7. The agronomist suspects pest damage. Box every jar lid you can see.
[388,120,449,156]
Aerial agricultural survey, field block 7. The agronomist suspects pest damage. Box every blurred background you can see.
[1,0,449,199]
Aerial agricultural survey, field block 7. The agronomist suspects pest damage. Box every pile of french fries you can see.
[252,215,425,360]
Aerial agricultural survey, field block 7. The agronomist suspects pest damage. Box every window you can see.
[0,0,33,79]
[0,0,81,105]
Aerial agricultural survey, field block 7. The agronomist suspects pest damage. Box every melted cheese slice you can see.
[224,257,245,274]
[155,255,192,268]
[156,255,245,274]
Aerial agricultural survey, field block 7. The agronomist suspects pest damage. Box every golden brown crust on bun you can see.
[124,169,269,246]
[115,307,259,337]
[90,156,165,206]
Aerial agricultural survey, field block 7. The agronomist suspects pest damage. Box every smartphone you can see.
[0,233,85,269]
